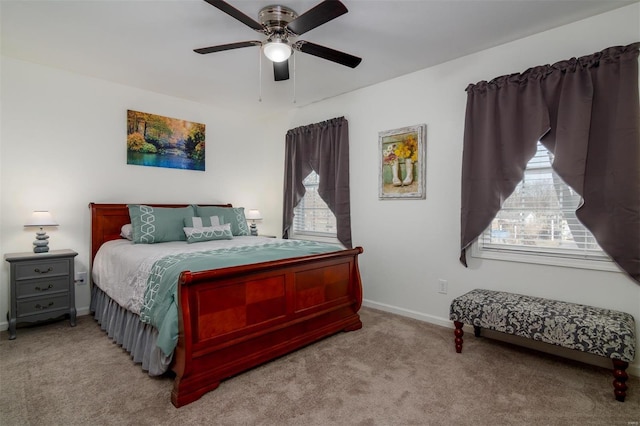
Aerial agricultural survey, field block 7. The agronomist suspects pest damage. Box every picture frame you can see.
[378,124,426,199]
[126,109,205,171]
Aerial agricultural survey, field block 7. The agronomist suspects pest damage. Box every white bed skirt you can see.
[90,285,172,376]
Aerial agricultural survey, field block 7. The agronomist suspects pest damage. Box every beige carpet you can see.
[0,308,637,426]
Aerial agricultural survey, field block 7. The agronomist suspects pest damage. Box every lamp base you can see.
[33,229,50,253]
[250,223,258,236]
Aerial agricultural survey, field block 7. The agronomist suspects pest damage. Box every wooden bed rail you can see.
[180,247,364,283]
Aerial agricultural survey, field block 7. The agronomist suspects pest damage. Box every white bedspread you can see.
[92,236,280,315]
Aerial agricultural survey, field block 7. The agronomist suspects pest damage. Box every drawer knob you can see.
[34,267,53,274]
[35,284,54,291]
[34,302,54,310]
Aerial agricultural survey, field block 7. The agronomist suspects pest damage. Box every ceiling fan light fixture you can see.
[263,40,292,63]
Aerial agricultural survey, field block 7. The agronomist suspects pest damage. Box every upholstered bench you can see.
[449,289,636,402]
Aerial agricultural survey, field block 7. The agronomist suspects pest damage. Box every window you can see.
[472,142,617,271]
[292,171,337,239]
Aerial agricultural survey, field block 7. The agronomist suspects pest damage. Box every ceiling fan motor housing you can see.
[259,5,297,37]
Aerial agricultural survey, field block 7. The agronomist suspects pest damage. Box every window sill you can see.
[470,241,621,273]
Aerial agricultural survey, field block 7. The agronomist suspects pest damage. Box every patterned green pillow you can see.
[183,223,233,243]
[194,206,250,236]
[128,205,195,244]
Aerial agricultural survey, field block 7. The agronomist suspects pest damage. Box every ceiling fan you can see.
[194,0,362,81]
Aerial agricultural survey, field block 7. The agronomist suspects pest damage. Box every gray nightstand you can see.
[5,249,78,340]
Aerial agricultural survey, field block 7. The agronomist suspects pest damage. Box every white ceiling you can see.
[1,0,635,115]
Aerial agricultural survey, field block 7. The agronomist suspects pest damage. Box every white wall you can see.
[0,57,288,319]
[289,4,640,374]
[1,4,638,376]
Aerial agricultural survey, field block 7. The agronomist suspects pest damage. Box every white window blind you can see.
[293,171,337,237]
[474,142,613,269]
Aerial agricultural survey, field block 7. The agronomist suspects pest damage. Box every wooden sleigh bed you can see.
[89,203,364,407]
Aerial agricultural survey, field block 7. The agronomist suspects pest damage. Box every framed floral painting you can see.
[378,124,426,199]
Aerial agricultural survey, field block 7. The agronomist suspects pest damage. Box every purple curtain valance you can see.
[466,43,640,92]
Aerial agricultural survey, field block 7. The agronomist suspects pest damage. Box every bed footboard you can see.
[171,247,364,407]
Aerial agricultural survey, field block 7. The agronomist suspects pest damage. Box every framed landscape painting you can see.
[378,124,426,200]
[126,110,205,171]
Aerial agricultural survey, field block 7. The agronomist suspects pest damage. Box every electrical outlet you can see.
[438,279,448,294]
[75,271,87,285]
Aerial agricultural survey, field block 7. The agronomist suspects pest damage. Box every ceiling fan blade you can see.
[273,60,290,81]
[286,0,348,36]
[203,0,264,32]
[194,41,261,54]
[294,41,362,68]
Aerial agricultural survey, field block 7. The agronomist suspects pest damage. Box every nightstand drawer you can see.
[15,259,70,280]
[16,276,70,299]
[17,294,69,318]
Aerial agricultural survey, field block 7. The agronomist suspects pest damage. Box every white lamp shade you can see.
[263,41,292,63]
[24,211,58,227]
[245,209,263,221]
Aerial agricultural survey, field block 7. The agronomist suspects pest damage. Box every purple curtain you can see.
[283,117,352,248]
[460,42,640,283]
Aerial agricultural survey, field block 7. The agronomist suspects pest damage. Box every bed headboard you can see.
[89,203,232,263]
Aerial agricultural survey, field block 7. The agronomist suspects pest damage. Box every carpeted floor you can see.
[0,307,637,425]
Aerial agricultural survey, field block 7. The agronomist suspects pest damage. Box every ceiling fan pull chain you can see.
[293,53,297,104]
[258,48,262,102]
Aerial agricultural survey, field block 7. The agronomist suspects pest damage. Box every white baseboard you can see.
[362,299,454,329]
[362,298,640,378]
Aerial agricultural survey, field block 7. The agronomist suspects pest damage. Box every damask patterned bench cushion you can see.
[449,289,636,363]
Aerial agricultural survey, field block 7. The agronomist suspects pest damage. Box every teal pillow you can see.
[194,206,250,236]
[128,205,195,244]
[183,223,233,243]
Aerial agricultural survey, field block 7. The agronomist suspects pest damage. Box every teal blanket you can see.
[140,240,342,356]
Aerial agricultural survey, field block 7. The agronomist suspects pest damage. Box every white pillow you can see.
[184,216,221,227]
[120,223,133,240]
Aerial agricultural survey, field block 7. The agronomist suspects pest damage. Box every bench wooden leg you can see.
[454,321,464,353]
[473,325,481,337]
[612,359,629,402]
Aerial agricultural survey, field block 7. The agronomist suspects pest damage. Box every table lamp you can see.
[245,209,263,236]
[24,211,58,253]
